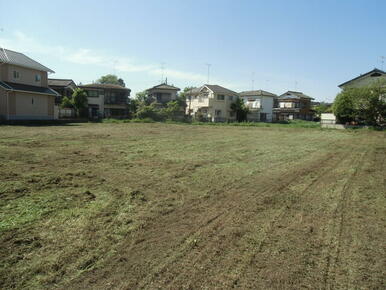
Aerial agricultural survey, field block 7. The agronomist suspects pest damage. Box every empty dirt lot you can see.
[0,123,385,289]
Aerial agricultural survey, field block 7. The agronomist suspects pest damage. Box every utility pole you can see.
[205,63,211,84]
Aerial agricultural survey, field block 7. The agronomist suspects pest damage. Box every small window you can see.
[35,74,41,82]
[228,96,233,101]
[215,110,222,116]
[13,71,20,79]
[217,94,225,101]
[32,98,34,104]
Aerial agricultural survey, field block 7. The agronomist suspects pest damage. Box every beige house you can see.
[146,83,180,107]
[338,68,386,89]
[79,83,130,119]
[186,85,238,122]
[0,48,58,120]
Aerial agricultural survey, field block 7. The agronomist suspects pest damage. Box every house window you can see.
[35,74,41,82]
[228,96,233,101]
[217,94,225,100]
[87,90,98,97]
[32,98,34,104]
[215,110,222,116]
[13,71,20,79]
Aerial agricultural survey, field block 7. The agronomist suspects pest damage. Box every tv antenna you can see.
[379,56,385,70]
[160,62,166,83]
[205,63,211,84]
[251,72,255,90]
[294,80,298,91]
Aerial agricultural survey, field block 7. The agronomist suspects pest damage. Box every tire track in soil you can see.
[135,150,352,289]
[65,141,359,290]
[174,147,353,289]
[322,148,370,290]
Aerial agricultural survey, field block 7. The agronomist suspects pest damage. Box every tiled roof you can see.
[338,68,386,88]
[147,83,180,91]
[80,83,130,91]
[0,81,59,96]
[278,91,313,100]
[239,90,277,97]
[0,48,54,73]
[48,79,76,87]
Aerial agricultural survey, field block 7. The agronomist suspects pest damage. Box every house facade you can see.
[48,78,77,105]
[79,83,131,119]
[186,85,238,122]
[146,83,180,107]
[0,48,58,120]
[273,91,314,121]
[338,68,386,89]
[239,90,276,122]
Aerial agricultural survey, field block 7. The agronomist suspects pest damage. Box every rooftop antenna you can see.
[160,62,166,83]
[379,56,385,70]
[294,80,298,91]
[0,28,8,62]
[205,63,211,84]
[251,72,255,90]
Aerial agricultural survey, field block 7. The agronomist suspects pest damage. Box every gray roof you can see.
[338,68,386,88]
[0,48,54,73]
[278,91,313,100]
[188,84,238,95]
[0,81,59,96]
[147,83,180,91]
[239,90,277,97]
[48,79,76,87]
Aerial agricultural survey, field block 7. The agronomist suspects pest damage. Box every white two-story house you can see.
[186,84,238,122]
[239,90,276,122]
[0,48,58,120]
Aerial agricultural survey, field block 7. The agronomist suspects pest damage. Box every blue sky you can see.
[1,0,385,101]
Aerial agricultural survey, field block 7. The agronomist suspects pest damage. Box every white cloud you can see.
[0,31,221,85]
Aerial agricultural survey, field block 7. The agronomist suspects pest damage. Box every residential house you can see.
[79,83,131,119]
[186,84,238,122]
[239,90,276,122]
[146,82,180,107]
[338,68,386,89]
[0,48,58,120]
[273,91,314,121]
[48,78,77,105]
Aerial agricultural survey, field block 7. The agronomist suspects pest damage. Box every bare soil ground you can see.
[0,123,385,289]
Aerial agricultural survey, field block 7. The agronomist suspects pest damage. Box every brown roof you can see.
[80,83,130,91]
[48,78,76,87]
[239,90,277,97]
[147,83,180,91]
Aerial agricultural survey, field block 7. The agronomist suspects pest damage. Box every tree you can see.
[72,88,88,117]
[96,74,125,87]
[135,90,152,105]
[161,100,181,120]
[60,96,73,109]
[333,81,386,125]
[230,97,249,122]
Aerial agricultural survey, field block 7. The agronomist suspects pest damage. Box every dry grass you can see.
[0,123,385,289]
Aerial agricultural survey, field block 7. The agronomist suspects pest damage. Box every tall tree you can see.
[230,97,249,122]
[96,74,126,87]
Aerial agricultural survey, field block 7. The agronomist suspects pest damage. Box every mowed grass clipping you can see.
[0,123,385,289]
